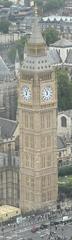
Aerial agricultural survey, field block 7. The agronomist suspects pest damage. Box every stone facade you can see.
[0,118,19,207]
[57,110,72,167]
[0,56,17,120]
[57,110,72,138]
[0,151,19,207]
[19,13,58,212]
[57,136,72,167]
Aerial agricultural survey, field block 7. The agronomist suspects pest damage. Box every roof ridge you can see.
[0,117,16,123]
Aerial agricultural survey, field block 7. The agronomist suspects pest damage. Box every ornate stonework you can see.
[19,13,58,212]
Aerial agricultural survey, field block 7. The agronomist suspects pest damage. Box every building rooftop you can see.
[0,56,10,80]
[57,136,66,149]
[0,117,17,139]
[42,15,72,23]
[50,38,72,48]
[22,10,62,73]
[0,205,21,222]
[29,14,45,45]
[22,48,61,72]
[47,49,62,65]
[65,49,72,64]
[58,109,72,118]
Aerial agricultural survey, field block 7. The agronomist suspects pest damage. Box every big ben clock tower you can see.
[19,11,58,212]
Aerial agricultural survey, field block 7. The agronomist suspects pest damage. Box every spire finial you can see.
[34,3,38,17]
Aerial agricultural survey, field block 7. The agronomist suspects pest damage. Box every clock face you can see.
[42,86,52,101]
[22,86,31,101]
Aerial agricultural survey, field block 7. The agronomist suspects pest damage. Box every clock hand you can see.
[46,90,49,96]
[26,90,27,95]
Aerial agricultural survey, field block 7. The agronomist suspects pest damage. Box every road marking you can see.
[6,237,13,239]
[17,227,31,233]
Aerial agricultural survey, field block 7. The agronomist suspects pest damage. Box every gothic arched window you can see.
[61,116,67,127]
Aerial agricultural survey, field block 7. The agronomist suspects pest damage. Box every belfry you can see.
[19,9,58,212]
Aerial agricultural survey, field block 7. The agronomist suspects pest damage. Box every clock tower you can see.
[19,12,58,212]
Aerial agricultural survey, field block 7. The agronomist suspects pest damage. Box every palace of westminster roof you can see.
[0,56,10,80]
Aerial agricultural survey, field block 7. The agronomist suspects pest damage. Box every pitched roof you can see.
[22,11,62,72]
[65,49,72,64]
[57,136,66,149]
[29,15,45,45]
[50,38,72,48]
[59,109,72,118]
[47,49,62,65]
[22,48,61,72]
[0,56,10,79]
[42,16,72,23]
[0,118,17,139]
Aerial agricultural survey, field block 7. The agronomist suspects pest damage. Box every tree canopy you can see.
[0,21,10,33]
[43,27,59,46]
[34,0,65,13]
[8,36,27,63]
[58,165,72,177]
[0,0,12,7]
[57,69,72,111]
[44,0,65,11]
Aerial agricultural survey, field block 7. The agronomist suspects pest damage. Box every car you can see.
[40,224,45,230]
[31,225,39,233]
[40,223,49,229]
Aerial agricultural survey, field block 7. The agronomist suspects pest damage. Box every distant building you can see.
[65,49,72,68]
[0,7,9,21]
[0,56,17,120]
[57,136,72,167]
[57,110,72,138]
[0,118,19,207]
[63,0,72,16]
[39,15,72,39]
[15,49,20,79]
[24,0,30,7]
[50,38,72,63]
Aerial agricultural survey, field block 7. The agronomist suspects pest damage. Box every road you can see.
[0,220,72,240]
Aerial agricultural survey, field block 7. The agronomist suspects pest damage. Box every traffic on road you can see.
[0,207,72,240]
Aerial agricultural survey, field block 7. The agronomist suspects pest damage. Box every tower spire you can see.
[29,5,45,46]
[34,3,38,17]
[15,49,20,79]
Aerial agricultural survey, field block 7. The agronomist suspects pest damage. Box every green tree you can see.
[34,0,43,7]
[43,27,59,46]
[8,47,16,64]
[57,69,72,111]
[43,0,65,12]
[34,0,65,12]
[16,36,27,61]
[0,21,10,33]
[59,184,72,199]
[58,165,72,177]
[47,0,64,9]
[8,36,27,63]
[0,0,12,7]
